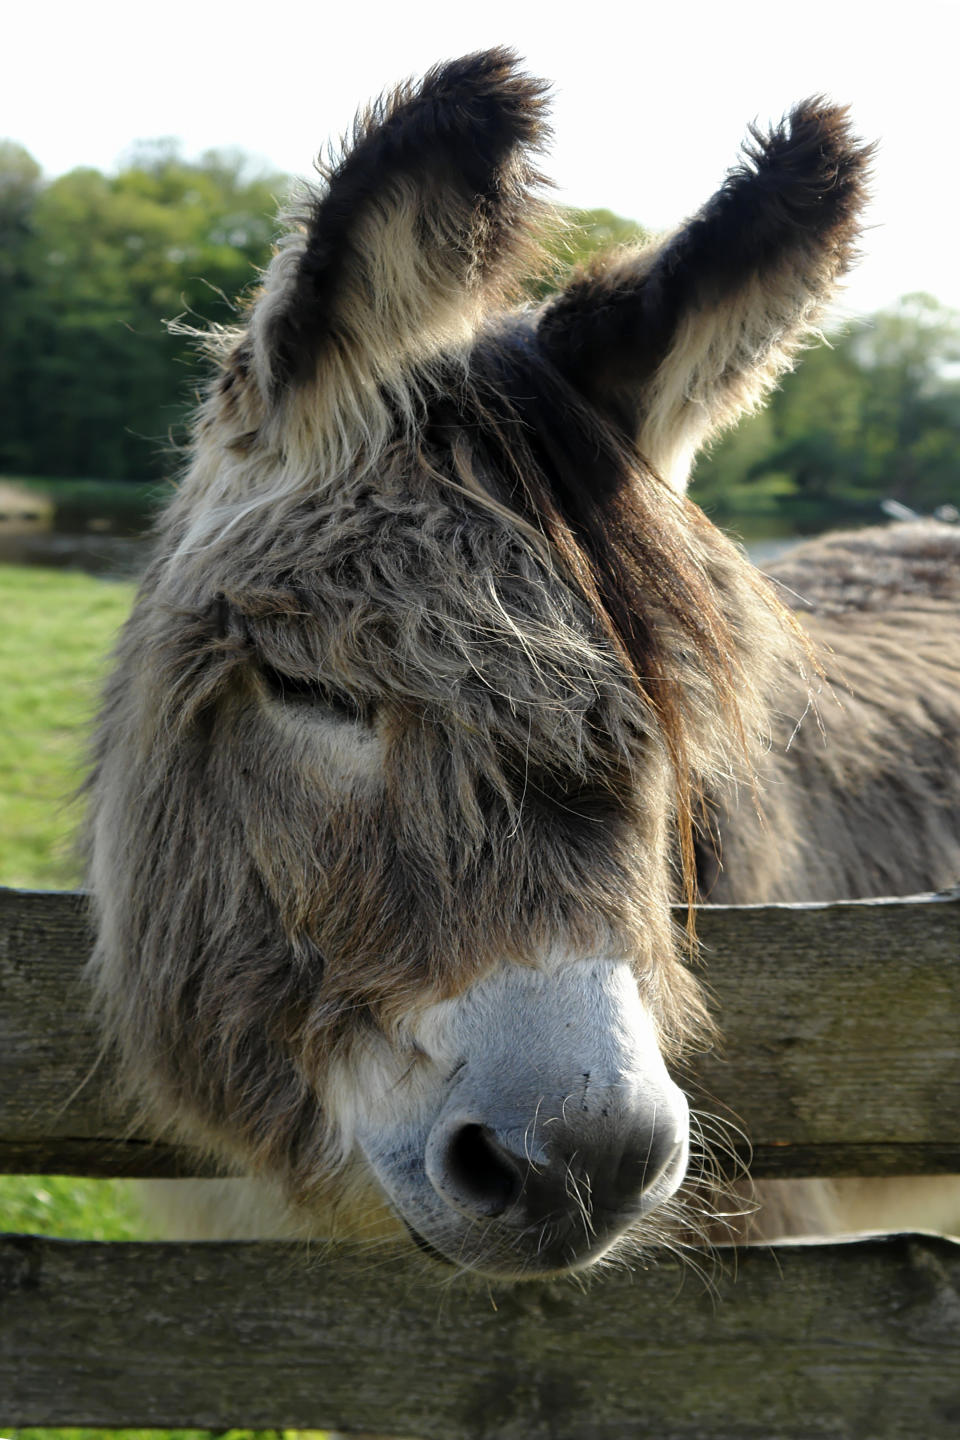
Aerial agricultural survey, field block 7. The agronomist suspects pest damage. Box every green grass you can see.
[0,564,135,889]
[0,562,332,1438]
[0,1173,145,1240]
[0,563,157,1247]
[0,564,146,1246]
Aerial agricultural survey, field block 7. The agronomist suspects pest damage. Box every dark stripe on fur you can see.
[268,48,550,385]
[442,329,754,701]
[426,329,797,903]
[538,100,873,433]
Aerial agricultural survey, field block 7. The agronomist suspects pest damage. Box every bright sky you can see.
[7,0,959,319]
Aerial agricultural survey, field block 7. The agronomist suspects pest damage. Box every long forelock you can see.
[437,340,811,901]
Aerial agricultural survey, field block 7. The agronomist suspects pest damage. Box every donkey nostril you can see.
[443,1123,524,1218]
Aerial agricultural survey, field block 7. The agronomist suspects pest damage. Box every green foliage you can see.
[2,131,958,523]
[0,142,285,480]
[526,206,646,299]
[0,134,649,480]
[693,293,960,521]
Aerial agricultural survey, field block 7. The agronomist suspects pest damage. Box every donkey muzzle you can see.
[360,956,690,1277]
[424,1091,687,1250]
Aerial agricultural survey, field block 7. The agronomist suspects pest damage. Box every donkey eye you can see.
[259,663,374,724]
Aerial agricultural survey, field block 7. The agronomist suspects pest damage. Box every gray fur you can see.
[85,51,958,1274]
[708,522,960,1242]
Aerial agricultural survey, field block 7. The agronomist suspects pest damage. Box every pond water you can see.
[0,478,165,577]
[0,530,149,578]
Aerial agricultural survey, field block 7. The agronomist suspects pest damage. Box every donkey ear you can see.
[538,101,873,491]
[251,48,549,399]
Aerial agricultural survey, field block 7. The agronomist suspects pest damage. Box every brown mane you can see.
[431,333,811,908]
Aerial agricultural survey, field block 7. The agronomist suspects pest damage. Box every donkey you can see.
[86,49,960,1278]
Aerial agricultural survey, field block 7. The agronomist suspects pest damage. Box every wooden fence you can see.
[2,883,959,1439]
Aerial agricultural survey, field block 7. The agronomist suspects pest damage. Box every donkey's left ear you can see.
[538,101,873,491]
[251,49,549,400]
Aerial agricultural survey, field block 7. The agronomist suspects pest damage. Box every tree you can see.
[3,148,958,523]
[0,144,44,471]
[693,295,960,521]
[526,207,646,300]
[0,144,285,480]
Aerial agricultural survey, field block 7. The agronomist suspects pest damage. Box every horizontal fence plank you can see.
[2,885,959,1178]
[2,1232,959,1438]
[690,889,960,1177]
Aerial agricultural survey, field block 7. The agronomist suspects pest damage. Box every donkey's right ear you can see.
[250,49,549,401]
[537,101,872,492]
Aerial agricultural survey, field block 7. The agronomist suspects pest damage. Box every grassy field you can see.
[1,562,335,1439]
[0,565,135,889]
[0,566,148,1235]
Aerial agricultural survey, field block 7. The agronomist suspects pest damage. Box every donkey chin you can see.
[333,957,689,1278]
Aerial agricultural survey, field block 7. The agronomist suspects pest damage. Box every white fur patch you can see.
[323,952,683,1165]
[266,699,385,785]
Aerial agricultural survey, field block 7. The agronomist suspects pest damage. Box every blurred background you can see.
[2,3,958,1432]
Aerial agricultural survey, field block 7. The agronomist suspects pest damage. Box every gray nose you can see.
[425,1100,685,1230]
[356,958,692,1274]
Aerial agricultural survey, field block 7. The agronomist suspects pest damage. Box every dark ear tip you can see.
[740,97,874,226]
[422,47,552,146]
[749,96,875,178]
[787,94,855,133]
[791,95,875,160]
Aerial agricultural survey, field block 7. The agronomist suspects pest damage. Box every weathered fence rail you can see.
[5,1232,959,1437]
[4,885,958,1179]
[2,883,959,1438]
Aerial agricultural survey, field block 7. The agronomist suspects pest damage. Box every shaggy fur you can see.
[701,522,960,905]
[539,98,870,490]
[86,50,958,1267]
[705,521,960,1238]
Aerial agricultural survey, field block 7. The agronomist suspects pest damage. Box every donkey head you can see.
[88,50,870,1278]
